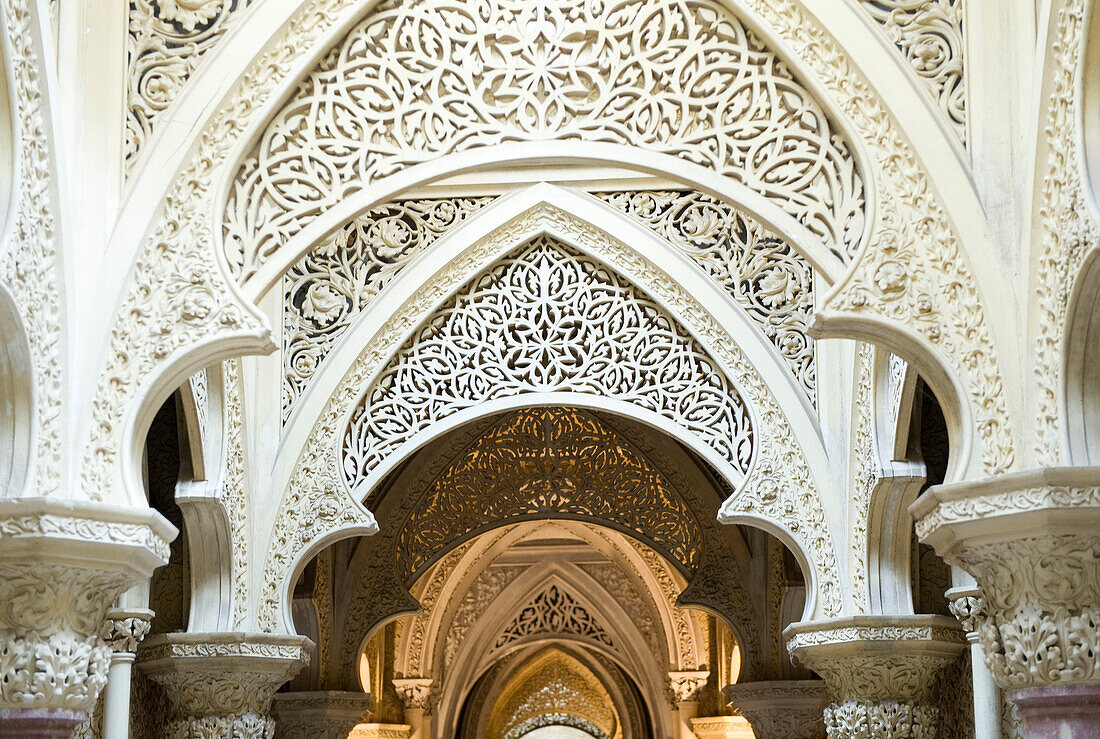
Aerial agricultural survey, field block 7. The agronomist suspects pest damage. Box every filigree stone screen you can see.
[493,585,615,650]
[340,237,754,492]
[224,0,866,281]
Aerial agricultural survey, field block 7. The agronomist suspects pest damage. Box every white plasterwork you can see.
[256,201,840,634]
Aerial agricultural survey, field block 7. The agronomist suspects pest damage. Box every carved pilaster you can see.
[137,632,311,738]
[274,691,373,739]
[786,616,966,739]
[724,680,828,739]
[912,468,1100,736]
[0,499,174,736]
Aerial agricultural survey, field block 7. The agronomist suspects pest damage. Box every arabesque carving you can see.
[342,237,754,491]
[283,196,495,419]
[126,0,254,172]
[598,190,816,400]
[848,344,878,610]
[259,205,840,630]
[857,0,966,143]
[494,584,614,650]
[224,0,866,281]
[0,0,62,499]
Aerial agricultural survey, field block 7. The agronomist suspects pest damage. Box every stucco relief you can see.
[258,205,840,631]
[0,0,62,499]
[848,344,879,610]
[1034,0,1097,465]
[857,0,967,143]
[223,0,866,281]
[126,0,254,172]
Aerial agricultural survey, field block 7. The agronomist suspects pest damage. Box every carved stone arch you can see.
[1065,250,1100,464]
[219,0,871,287]
[0,283,30,497]
[258,205,840,636]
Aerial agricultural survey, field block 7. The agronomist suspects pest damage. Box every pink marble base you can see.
[0,708,84,738]
[1009,684,1100,739]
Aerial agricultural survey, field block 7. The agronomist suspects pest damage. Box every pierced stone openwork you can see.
[340,237,754,491]
[494,585,615,651]
[224,0,866,280]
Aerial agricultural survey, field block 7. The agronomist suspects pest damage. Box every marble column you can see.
[946,587,1002,739]
[911,467,1100,739]
[785,616,966,739]
[723,680,828,739]
[0,499,174,738]
[100,609,153,739]
[273,691,373,738]
[137,632,311,737]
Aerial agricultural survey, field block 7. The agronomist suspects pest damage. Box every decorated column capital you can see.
[0,498,174,735]
[911,467,1100,691]
[668,670,709,703]
[391,677,433,711]
[274,690,373,739]
[724,680,827,739]
[785,616,966,739]
[102,608,154,654]
[137,632,312,738]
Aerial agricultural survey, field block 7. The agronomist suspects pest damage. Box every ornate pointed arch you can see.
[256,203,840,635]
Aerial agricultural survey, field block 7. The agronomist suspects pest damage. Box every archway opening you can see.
[285,404,816,737]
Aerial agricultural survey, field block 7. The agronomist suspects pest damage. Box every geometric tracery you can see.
[494,585,615,650]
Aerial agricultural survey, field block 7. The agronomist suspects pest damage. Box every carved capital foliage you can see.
[137,633,312,738]
[912,469,1100,690]
[0,501,174,713]
[724,680,828,739]
[668,671,709,703]
[273,691,373,739]
[102,609,153,653]
[786,617,966,739]
[390,678,432,711]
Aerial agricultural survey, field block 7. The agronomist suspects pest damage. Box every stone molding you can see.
[911,467,1100,690]
[785,616,966,739]
[102,608,153,653]
[724,680,828,739]
[668,671,709,703]
[137,632,312,738]
[348,725,412,739]
[689,715,756,739]
[273,690,373,739]
[0,500,174,714]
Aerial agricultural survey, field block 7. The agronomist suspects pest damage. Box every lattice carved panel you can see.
[283,196,495,418]
[127,0,254,173]
[341,237,754,491]
[494,584,614,650]
[858,0,966,143]
[224,0,866,281]
[598,190,815,399]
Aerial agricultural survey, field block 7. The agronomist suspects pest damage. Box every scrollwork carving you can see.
[342,237,754,491]
[857,0,966,143]
[224,0,865,281]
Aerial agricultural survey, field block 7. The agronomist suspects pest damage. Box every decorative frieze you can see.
[724,680,828,739]
[137,632,311,738]
[786,616,966,739]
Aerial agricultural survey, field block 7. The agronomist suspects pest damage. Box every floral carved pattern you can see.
[341,237,754,491]
[858,0,966,143]
[224,0,866,281]
[283,196,495,420]
[126,0,253,173]
[597,190,816,400]
[494,585,614,649]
